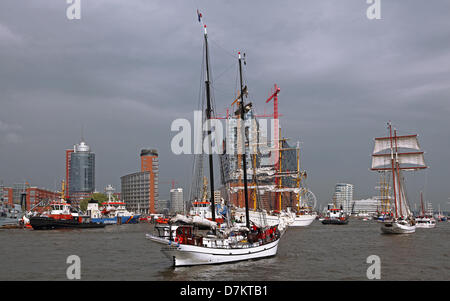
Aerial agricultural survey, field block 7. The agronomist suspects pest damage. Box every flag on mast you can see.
[197,9,202,22]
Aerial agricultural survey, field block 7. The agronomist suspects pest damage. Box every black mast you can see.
[238,52,250,230]
[203,25,216,222]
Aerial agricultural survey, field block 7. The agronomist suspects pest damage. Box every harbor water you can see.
[0,219,448,281]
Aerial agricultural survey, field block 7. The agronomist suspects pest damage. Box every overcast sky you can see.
[0,0,449,210]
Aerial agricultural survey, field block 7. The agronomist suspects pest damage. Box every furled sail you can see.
[373,135,420,154]
[394,171,412,218]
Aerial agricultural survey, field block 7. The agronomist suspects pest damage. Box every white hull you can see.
[234,210,292,230]
[415,222,436,229]
[146,234,280,267]
[290,214,316,227]
[380,221,416,234]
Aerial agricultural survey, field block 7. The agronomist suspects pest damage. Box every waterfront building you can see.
[12,182,30,205]
[25,187,60,210]
[121,149,159,214]
[1,186,13,206]
[157,199,170,214]
[352,198,381,215]
[66,139,95,206]
[170,188,184,214]
[334,183,354,214]
[1,183,59,210]
[140,149,159,213]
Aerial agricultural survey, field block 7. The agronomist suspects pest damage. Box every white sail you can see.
[371,152,426,169]
[373,135,420,154]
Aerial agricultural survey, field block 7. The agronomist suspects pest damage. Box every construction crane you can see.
[160,179,179,190]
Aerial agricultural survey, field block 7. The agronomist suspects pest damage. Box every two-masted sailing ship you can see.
[370,122,427,234]
[146,12,283,266]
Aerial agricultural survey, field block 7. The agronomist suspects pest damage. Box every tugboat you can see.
[321,204,349,225]
[29,181,105,230]
[29,199,105,230]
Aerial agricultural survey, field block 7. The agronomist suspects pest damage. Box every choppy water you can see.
[0,220,448,280]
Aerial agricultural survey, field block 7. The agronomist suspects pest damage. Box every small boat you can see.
[321,204,349,225]
[415,192,436,229]
[291,208,316,227]
[0,204,24,227]
[87,185,140,224]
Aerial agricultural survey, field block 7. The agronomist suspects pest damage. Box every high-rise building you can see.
[66,139,95,206]
[121,149,159,214]
[334,183,354,214]
[170,188,184,214]
[140,149,158,213]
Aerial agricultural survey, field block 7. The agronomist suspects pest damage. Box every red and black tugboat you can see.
[29,199,105,230]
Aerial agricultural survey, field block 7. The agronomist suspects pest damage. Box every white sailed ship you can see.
[370,122,427,234]
[415,192,436,229]
[146,12,283,266]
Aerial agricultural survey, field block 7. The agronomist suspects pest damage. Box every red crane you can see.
[265,84,282,210]
[265,84,281,120]
[160,179,179,189]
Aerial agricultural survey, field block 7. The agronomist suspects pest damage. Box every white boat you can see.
[146,223,281,266]
[291,209,316,227]
[146,13,282,267]
[371,122,427,234]
[381,218,416,234]
[415,192,436,229]
[415,216,436,228]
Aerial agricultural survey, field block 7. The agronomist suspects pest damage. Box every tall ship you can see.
[146,11,283,266]
[374,173,393,222]
[370,122,427,234]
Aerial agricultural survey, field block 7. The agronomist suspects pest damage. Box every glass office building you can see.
[69,140,95,195]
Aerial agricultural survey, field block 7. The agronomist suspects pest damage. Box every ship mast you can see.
[238,52,250,229]
[420,191,424,216]
[202,22,216,223]
[388,122,399,218]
